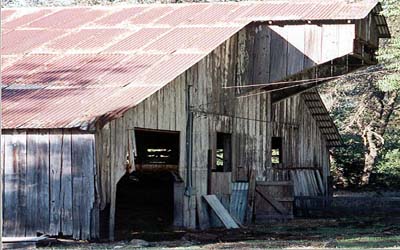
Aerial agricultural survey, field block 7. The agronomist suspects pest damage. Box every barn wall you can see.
[271,95,330,196]
[96,24,272,233]
[1,129,98,239]
[96,22,348,235]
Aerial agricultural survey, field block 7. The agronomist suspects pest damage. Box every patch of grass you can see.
[337,235,400,249]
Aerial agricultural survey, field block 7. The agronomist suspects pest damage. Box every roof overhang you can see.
[302,90,342,147]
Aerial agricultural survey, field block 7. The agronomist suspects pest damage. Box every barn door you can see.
[254,181,294,222]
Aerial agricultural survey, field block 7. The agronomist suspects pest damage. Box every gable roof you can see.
[1,0,386,129]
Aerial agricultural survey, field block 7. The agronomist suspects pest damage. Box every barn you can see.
[1,0,389,240]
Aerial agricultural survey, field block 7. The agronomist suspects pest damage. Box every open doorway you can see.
[115,129,180,239]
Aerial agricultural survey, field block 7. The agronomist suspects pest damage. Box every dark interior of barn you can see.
[114,129,180,239]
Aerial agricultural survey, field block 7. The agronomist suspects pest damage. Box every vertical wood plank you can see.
[49,130,63,235]
[26,133,38,236]
[269,26,288,82]
[252,25,271,84]
[61,131,73,236]
[72,133,83,239]
[38,131,50,234]
[3,134,18,236]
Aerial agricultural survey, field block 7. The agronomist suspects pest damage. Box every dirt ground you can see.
[40,216,400,249]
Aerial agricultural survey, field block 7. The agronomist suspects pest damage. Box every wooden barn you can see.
[1,0,389,240]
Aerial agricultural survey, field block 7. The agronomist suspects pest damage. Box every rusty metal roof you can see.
[1,0,385,129]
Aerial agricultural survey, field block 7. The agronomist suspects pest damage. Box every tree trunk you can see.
[361,128,379,185]
[359,91,398,186]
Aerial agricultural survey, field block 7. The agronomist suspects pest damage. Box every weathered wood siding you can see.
[96,22,346,232]
[356,12,380,48]
[1,129,97,239]
[96,24,273,233]
[268,23,355,73]
[271,95,330,196]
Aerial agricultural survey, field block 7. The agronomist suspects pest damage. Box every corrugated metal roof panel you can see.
[2,29,63,55]
[23,54,95,85]
[94,7,146,26]
[99,54,165,86]
[73,29,129,50]
[1,1,387,129]
[241,0,379,21]
[186,4,240,25]
[143,53,205,84]
[144,27,206,53]
[155,4,209,25]
[2,9,53,29]
[128,6,174,24]
[47,29,104,50]
[2,54,56,85]
[105,27,170,52]
[28,8,107,28]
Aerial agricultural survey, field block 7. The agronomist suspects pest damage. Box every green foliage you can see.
[377,0,400,91]
[373,128,400,188]
[381,0,400,18]
[376,149,400,187]
[330,134,366,188]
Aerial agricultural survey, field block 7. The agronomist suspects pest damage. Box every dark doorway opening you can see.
[115,171,175,238]
[114,129,180,240]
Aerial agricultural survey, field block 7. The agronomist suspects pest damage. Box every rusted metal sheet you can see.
[2,54,55,85]
[2,9,53,29]
[27,8,107,29]
[2,29,63,54]
[94,7,146,26]
[155,4,209,26]
[242,0,379,21]
[0,1,387,129]
[129,6,174,24]
[105,28,170,52]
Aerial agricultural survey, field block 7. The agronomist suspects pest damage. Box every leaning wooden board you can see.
[203,195,239,229]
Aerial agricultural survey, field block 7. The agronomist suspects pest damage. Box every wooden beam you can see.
[271,81,325,103]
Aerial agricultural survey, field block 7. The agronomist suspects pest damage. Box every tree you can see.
[320,0,400,187]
